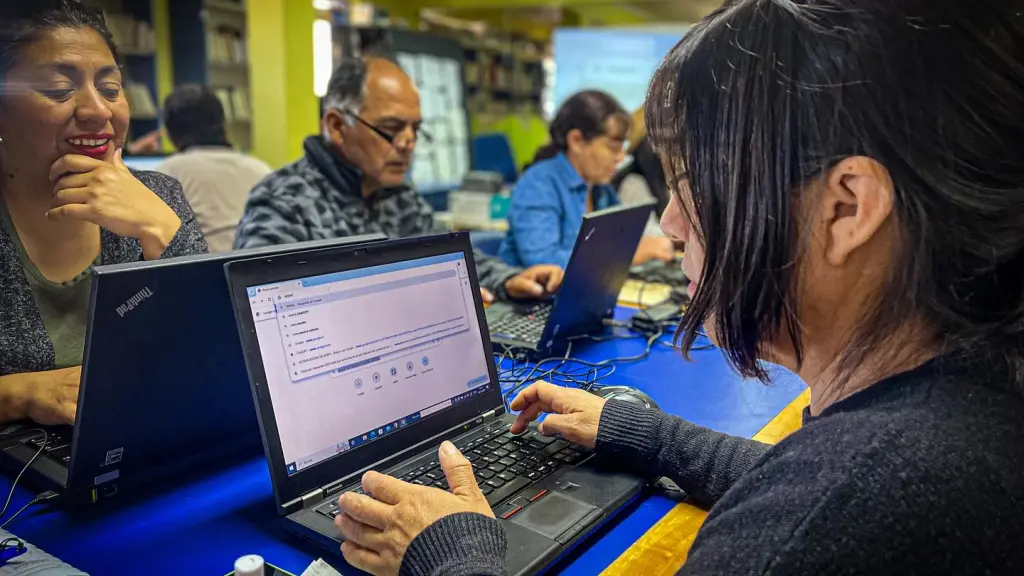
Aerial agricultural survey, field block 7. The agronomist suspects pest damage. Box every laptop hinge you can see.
[300,488,323,509]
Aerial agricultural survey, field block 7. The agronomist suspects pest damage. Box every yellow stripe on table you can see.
[601,388,812,576]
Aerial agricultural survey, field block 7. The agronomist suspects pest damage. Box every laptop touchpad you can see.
[509,491,595,540]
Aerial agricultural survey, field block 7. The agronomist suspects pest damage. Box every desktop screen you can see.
[396,51,470,192]
[552,28,686,114]
[246,252,492,476]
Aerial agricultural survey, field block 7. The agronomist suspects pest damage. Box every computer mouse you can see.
[591,385,659,410]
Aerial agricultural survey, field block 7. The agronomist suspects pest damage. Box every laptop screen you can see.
[245,252,492,476]
[122,155,167,172]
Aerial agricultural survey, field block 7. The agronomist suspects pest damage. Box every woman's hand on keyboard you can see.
[336,441,493,575]
[509,382,606,449]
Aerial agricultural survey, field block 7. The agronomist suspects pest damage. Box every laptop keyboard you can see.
[23,430,72,464]
[315,421,589,521]
[489,304,552,342]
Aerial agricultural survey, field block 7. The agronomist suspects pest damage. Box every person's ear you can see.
[566,128,586,153]
[820,156,894,266]
[323,108,349,149]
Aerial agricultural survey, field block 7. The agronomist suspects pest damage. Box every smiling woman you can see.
[0,0,207,426]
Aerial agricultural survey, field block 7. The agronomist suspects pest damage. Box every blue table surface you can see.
[0,308,806,574]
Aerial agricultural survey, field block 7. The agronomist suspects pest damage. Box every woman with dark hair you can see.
[0,0,206,425]
[498,90,674,268]
[330,1,1024,574]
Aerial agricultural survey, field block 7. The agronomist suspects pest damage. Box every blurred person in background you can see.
[499,90,674,269]
[235,55,563,303]
[158,84,271,252]
[612,106,670,237]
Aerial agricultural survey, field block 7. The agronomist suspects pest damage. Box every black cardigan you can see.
[399,352,1024,575]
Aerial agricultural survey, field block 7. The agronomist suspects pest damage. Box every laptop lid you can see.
[537,202,654,348]
[224,233,502,512]
[69,235,387,492]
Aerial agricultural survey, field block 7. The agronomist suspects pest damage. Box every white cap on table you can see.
[234,555,265,576]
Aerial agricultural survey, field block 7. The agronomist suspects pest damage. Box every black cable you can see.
[497,325,666,404]
[0,429,47,524]
[493,301,718,405]
[0,490,58,530]
[497,344,617,403]
[0,537,21,550]
[659,323,715,351]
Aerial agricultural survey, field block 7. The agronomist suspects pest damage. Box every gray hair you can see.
[321,53,401,139]
[322,57,368,121]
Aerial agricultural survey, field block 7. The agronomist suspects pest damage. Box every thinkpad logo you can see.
[116,287,154,317]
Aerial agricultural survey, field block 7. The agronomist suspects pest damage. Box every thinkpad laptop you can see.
[486,202,653,356]
[225,233,646,575]
[0,235,386,505]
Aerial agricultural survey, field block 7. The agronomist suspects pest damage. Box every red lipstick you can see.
[67,133,113,158]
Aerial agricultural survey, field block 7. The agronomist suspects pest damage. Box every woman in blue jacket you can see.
[498,90,674,269]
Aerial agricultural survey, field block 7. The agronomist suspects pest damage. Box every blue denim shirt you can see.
[498,153,619,268]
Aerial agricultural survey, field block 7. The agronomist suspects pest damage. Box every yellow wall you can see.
[151,0,174,152]
[246,0,319,168]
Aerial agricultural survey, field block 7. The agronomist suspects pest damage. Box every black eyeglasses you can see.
[340,109,432,146]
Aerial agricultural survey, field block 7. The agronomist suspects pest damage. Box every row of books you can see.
[103,12,156,54]
[121,83,250,125]
[122,83,250,123]
[207,30,248,65]
[125,83,157,119]
[214,87,252,121]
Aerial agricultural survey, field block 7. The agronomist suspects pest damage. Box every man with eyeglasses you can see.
[234,55,563,302]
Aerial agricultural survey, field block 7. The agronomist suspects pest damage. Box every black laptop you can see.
[0,235,386,505]
[225,233,647,575]
[485,202,653,356]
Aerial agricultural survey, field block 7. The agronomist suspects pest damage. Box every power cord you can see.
[0,491,59,530]
[0,429,59,530]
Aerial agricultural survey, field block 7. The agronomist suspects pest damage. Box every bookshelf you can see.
[461,35,547,118]
[169,0,253,151]
[83,0,161,142]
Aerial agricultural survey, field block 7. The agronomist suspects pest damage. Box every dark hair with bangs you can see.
[648,0,1024,383]
[0,0,119,87]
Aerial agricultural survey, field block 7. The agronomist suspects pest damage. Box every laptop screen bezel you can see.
[225,233,503,508]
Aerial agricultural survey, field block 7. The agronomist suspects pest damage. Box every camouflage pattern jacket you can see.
[234,136,521,295]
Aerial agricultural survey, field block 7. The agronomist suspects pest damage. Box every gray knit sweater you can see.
[0,171,208,376]
[400,352,1024,575]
